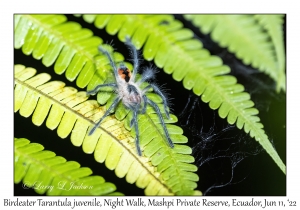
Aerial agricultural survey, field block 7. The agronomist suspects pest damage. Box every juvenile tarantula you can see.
[87,37,174,156]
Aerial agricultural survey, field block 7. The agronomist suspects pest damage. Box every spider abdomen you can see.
[118,83,143,108]
[128,93,142,105]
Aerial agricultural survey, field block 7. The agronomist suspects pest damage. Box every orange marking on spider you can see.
[118,67,131,82]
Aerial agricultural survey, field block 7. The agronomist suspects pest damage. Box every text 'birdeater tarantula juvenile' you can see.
[87,37,174,156]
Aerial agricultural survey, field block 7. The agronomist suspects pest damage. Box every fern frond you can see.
[14,137,121,195]
[14,14,125,89]
[184,14,286,92]
[254,15,286,92]
[14,65,200,195]
[78,14,285,174]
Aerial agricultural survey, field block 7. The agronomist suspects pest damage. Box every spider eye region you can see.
[118,67,131,82]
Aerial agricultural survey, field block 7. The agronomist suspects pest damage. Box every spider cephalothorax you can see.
[87,37,174,156]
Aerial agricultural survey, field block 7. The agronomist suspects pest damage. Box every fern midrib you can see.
[220,15,277,75]
[255,15,285,91]
[15,75,172,194]
[195,67,285,173]
[186,53,284,172]
[15,144,94,194]
[256,15,284,72]
[198,65,285,173]
[144,112,189,193]
[15,77,94,125]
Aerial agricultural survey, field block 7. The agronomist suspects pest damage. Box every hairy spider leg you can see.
[142,84,170,119]
[87,83,117,95]
[125,37,139,81]
[138,68,157,115]
[125,83,144,156]
[144,96,174,148]
[141,96,148,114]
[137,67,156,84]
[88,97,121,135]
[98,46,119,80]
[125,84,142,128]
[131,105,142,156]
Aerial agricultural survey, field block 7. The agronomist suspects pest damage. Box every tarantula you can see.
[87,37,174,156]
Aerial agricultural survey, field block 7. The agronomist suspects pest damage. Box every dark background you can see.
[14,14,286,196]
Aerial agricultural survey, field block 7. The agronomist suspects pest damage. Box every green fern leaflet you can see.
[14,137,122,195]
